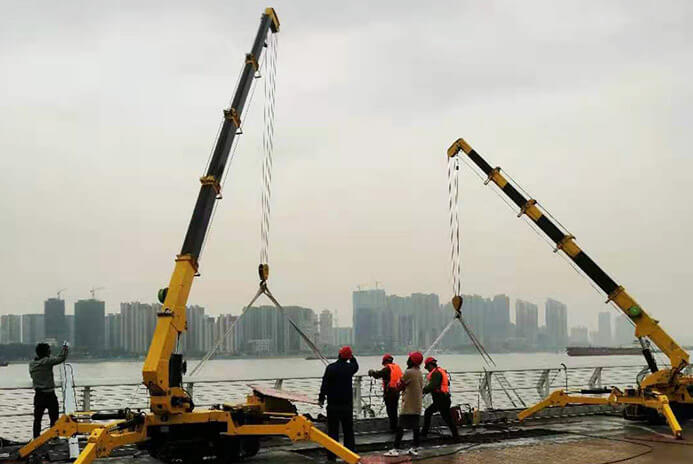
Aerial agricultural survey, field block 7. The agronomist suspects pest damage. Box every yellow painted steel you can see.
[142,254,196,409]
[265,7,281,32]
[517,389,683,439]
[19,415,103,458]
[233,416,360,464]
[449,136,692,438]
[22,408,360,464]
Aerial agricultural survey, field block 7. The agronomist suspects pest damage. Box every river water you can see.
[0,352,654,387]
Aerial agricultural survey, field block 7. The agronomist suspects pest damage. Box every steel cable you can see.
[447,156,496,366]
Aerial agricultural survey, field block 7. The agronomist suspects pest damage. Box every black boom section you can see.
[467,149,493,175]
[535,215,565,243]
[502,183,527,209]
[462,143,624,306]
[572,251,619,295]
[181,14,274,259]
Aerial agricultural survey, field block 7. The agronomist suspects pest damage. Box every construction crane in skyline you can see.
[89,286,104,299]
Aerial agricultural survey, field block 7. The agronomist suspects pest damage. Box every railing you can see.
[0,364,659,442]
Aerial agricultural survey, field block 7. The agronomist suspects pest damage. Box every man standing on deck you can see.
[29,342,68,438]
[368,354,403,431]
[384,351,424,457]
[319,345,359,461]
[421,356,459,439]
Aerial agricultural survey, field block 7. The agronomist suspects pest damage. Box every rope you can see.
[189,286,264,376]
[263,285,329,366]
[260,31,278,267]
[423,315,458,357]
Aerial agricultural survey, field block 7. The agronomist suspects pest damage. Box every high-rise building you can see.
[334,327,353,346]
[119,302,158,354]
[597,311,613,346]
[487,294,511,342]
[187,305,206,354]
[614,314,634,347]
[319,310,334,345]
[74,299,105,352]
[214,314,238,354]
[281,306,318,354]
[203,316,215,353]
[238,306,280,354]
[22,314,45,344]
[105,313,122,351]
[353,289,386,350]
[516,300,539,343]
[44,297,67,343]
[545,298,568,348]
[66,315,75,344]
[0,315,22,344]
[570,326,590,346]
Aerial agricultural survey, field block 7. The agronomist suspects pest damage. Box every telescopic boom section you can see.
[142,9,280,416]
[447,137,689,372]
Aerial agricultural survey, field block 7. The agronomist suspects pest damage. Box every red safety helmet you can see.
[382,353,394,365]
[408,351,423,366]
[339,346,353,359]
[424,356,437,367]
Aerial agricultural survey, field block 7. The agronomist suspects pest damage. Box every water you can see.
[0,352,650,387]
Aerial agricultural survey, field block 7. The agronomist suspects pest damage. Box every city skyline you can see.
[0,287,654,354]
[0,286,660,340]
[2,3,692,344]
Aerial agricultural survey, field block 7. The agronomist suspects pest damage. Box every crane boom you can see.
[447,137,689,372]
[142,8,280,416]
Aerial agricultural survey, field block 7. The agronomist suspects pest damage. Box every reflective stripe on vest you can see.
[426,367,450,393]
[385,363,403,389]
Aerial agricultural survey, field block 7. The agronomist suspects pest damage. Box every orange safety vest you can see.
[384,363,403,389]
[427,367,450,394]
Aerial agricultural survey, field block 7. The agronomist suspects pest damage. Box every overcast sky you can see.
[1,1,692,340]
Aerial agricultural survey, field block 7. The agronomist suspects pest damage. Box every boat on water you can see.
[566,346,650,356]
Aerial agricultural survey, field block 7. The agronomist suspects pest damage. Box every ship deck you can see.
[2,415,692,464]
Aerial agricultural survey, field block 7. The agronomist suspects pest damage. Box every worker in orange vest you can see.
[368,354,403,431]
[421,357,458,439]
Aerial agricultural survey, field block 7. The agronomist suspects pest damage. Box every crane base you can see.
[19,400,360,464]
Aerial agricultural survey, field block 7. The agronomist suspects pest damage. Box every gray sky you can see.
[1,1,692,340]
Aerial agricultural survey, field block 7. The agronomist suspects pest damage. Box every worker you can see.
[319,346,359,461]
[384,351,424,457]
[30,342,68,438]
[421,356,459,439]
[368,353,403,431]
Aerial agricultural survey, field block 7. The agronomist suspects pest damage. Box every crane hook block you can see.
[452,295,463,312]
[259,264,269,283]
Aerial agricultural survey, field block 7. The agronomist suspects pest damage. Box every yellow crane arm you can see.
[447,137,689,372]
[142,8,281,416]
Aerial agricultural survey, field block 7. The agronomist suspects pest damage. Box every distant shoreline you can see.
[0,348,577,365]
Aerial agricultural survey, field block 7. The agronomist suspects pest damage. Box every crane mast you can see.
[447,138,689,373]
[142,8,280,416]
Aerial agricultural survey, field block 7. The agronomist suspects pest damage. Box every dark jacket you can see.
[29,347,68,392]
[369,366,400,398]
[319,357,359,407]
[423,369,442,395]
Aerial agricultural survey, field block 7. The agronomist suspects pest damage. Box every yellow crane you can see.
[19,9,359,464]
[447,137,693,439]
